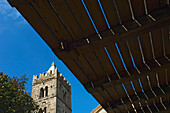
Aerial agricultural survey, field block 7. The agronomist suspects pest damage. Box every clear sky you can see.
[0,1,99,112]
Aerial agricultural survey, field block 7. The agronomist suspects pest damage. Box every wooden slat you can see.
[151,28,164,58]
[124,82,135,96]
[157,69,166,85]
[117,41,133,69]
[32,0,72,41]
[163,26,170,56]
[77,54,98,81]
[66,0,96,36]
[134,102,142,111]
[148,72,158,88]
[77,46,105,79]
[139,33,153,61]
[132,79,142,93]
[131,0,145,17]
[140,76,150,90]
[147,0,167,13]
[128,37,143,66]
[146,0,160,13]
[14,4,59,50]
[107,87,120,101]
[56,51,89,84]
[118,105,128,113]
[84,0,108,32]
[100,0,120,26]
[91,92,107,108]
[126,103,135,112]
[107,45,125,73]
[116,84,127,99]
[49,0,84,40]
[168,67,170,83]
[115,0,132,22]
[94,47,116,78]
[98,88,112,103]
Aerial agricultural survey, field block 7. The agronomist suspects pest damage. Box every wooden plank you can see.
[63,0,96,36]
[139,33,153,61]
[131,0,145,17]
[132,79,142,93]
[148,72,157,88]
[77,54,98,81]
[84,0,108,32]
[49,0,84,40]
[117,40,134,69]
[168,67,170,83]
[124,82,135,96]
[118,105,128,113]
[15,3,59,50]
[91,92,107,108]
[107,87,120,101]
[128,37,143,66]
[94,47,116,78]
[100,0,120,26]
[32,0,73,41]
[126,103,135,112]
[163,26,170,56]
[115,84,127,99]
[140,76,150,90]
[115,0,132,22]
[157,69,166,85]
[98,88,112,103]
[151,28,164,58]
[56,51,89,84]
[77,46,105,79]
[146,0,160,13]
[147,0,167,13]
[107,45,125,73]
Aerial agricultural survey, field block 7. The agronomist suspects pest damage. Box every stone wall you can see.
[32,63,71,113]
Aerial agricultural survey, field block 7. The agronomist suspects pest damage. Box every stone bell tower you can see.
[32,62,72,113]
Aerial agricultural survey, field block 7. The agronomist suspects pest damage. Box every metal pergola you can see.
[8,0,170,112]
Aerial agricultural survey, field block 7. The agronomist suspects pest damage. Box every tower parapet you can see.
[32,62,71,92]
[32,62,72,113]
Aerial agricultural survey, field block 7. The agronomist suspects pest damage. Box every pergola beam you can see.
[7,0,33,7]
[85,57,170,93]
[106,85,170,111]
[58,7,170,52]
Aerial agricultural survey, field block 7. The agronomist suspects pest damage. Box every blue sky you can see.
[0,1,99,112]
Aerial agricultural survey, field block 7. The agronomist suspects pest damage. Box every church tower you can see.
[32,62,72,113]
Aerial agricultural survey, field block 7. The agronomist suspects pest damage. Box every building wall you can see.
[91,105,107,113]
[32,62,71,113]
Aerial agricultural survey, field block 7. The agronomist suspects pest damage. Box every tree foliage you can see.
[0,72,38,113]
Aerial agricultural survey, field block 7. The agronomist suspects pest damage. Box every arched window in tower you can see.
[50,70,52,74]
[44,107,47,113]
[45,86,48,96]
[39,108,43,113]
[40,88,44,98]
